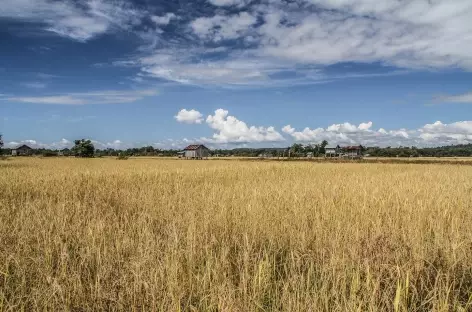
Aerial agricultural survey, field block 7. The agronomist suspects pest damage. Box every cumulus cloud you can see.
[91,139,125,149]
[358,121,373,131]
[175,109,204,124]
[202,109,284,143]
[4,89,157,105]
[419,121,472,144]
[5,138,71,149]
[4,138,139,150]
[283,120,472,147]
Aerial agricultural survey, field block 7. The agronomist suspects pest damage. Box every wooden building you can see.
[12,144,33,156]
[183,144,210,159]
[325,145,363,158]
[343,146,363,158]
[325,145,341,157]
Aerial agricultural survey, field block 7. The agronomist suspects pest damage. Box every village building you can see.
[325,145,363,158]
[343,146,363,158]
[325,145,341,157]
[11,144,33,156]
[183,144,210,159]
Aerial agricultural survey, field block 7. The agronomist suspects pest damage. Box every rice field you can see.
[1,157,472,311]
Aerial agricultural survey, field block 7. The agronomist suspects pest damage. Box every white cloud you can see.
[358,121,373,131]
[419,121,472,145]
[191,12,257,41]
[283,120,472,147]
[4,89,157,105]
[94,139,124,149]
[8,96,86,105]
[151,13,177,26]
[255,0,472,69]
[202,109,284,143]
[434,92,472,104]
[0,0,144,41]
[281,125,295,135]
[22,82,47,89]
[175,109,204,124]
[139,52,280,86]
[326,122,359,133]
[5,138,71,149]
[136,0,472,87]
[208,0,249,7]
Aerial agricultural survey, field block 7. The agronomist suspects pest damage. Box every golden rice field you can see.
[1,157,472,311]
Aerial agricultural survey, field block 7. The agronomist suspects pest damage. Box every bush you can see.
[42,151,57,157]
[117,154,129,160]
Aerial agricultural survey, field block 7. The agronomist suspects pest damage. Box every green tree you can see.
[0,134,3,156]
[319,140,328,155]
[72,139,95,158]
[290,143,304,157]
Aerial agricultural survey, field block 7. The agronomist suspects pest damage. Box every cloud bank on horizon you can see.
[172,108,472,148]
[8,109,472,149]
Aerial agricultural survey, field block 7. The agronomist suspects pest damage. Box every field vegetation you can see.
[1,158,472,311]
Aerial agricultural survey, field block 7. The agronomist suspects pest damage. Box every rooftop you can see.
[183,144,209,151]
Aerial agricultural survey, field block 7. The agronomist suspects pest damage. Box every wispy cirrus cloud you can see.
[4,89,157,105]
[0,0,145,41]
[151,13,178,26]
[3,0,472,88]
[123,0,472,87]
[208,0,250,7]
[433,91,472,104]
[22,82,47,89]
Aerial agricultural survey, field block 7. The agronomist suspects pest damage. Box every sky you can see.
[1,0,472,150]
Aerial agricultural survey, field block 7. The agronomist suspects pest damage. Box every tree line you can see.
[1,136,472,158]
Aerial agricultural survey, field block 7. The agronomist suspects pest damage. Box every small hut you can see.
[183,144,210,159]
[11,144,33,156]
[343,146,363,158]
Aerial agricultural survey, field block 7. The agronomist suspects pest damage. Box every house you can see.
[183,144,210,159]
[11,144,33,156]
[343,146,363,158]
[325,145,341,157]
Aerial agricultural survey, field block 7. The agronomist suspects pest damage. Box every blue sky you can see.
[1,0,472,149]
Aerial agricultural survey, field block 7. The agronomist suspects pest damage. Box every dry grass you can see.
[1,158,472,311]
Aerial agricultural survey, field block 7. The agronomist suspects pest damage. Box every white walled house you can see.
[325,145,341,157]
